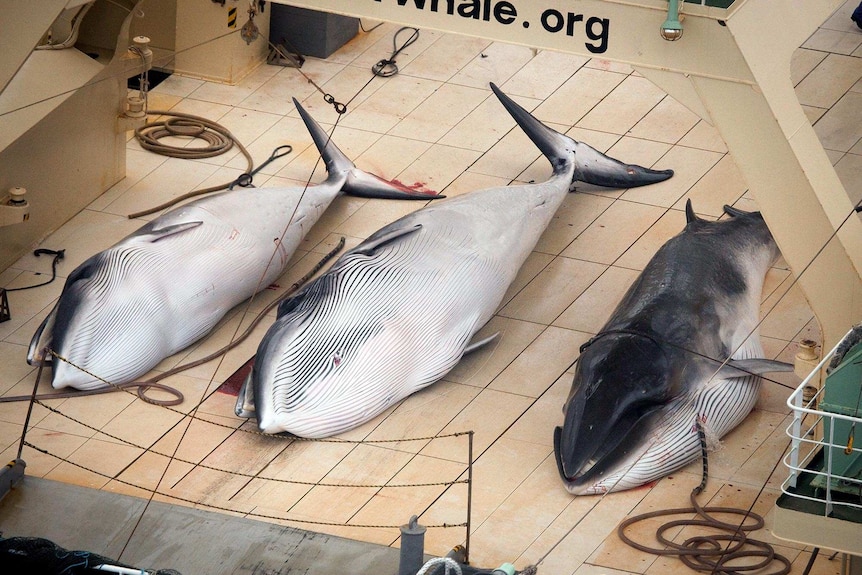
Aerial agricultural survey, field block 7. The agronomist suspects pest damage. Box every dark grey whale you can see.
[554,201,793,494]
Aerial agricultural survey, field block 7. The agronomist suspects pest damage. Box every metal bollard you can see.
[398,515,426,575]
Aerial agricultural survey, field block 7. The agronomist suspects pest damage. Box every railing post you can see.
[17,359,45,460]
[465,430,473,565]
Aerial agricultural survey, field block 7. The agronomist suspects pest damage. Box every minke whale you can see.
[237,83,673,438]
[27,98,439,390]
[554,201,794,495]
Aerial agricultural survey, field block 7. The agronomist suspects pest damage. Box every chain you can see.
[30,401,468,489]
[23,442,465,530]
[267,40,348,114]
[34,362,468,444]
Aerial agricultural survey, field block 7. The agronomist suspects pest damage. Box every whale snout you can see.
[554,334,671,493]
[554,392,625,488]
[50,357,103,390]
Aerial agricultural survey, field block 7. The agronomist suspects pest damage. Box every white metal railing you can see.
[783,328,862,517]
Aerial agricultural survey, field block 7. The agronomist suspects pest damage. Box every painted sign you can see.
[370,0,610,53]
[273,0,752,81]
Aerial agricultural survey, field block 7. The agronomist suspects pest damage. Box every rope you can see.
[27,420,465,489]
[22,442,465,530]
[578,328,665,354]
[616,420,791,575]
[417,557,462,575]
[135,114,235,158]
[127,110,256,218]
[27,402,468,489]
[228,144,293,189]
[4,249,65,292]
[372,27,420,77]
[359,20,385,34]
[0,377,184,406]
[32,382,469,443]
[266,39,349,114]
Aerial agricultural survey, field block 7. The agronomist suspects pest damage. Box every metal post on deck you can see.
[465,430,473,565]
[17,359,45,460]
[399,515,427,575]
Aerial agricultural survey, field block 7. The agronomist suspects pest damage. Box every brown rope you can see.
[616,423,791,575]
[127,110,256,219]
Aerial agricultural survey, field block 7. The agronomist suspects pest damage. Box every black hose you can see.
[4,249,65,292]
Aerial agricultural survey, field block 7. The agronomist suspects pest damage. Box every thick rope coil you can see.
[417,557,463,575]
[616,420,791,575]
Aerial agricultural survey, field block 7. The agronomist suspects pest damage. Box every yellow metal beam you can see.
[0,0,71,94]
[279,1,754,81]
[276,0,862,349]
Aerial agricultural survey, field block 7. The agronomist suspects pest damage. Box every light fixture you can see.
[660,0,684,41]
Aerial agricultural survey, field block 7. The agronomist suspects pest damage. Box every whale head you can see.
[39,248,170,390]
[554,332,674,494]
[249,285,397,438]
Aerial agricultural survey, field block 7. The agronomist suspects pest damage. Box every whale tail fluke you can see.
[572,140,674,189]
[489,83,574,178]
[488,83,673,189]
[293,98,444,201]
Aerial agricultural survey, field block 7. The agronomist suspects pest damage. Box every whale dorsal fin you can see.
[685,199,701,224]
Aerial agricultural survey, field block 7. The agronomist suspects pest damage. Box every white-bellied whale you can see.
[554,201,793,495]
[237,83,673,438]
[27,99,440,390]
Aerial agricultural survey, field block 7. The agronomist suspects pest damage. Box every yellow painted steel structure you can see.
[0,0,146,273]
[275,0,861,356]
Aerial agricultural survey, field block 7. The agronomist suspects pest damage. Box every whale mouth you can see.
[554,400,665,492]
[554,426,592,485]
[553,426,610,496]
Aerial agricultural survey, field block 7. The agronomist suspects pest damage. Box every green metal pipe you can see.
[661,0,684,41]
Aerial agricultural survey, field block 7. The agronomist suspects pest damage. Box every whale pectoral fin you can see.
[553,426,570,481]
[723,204,757,218]
[276,291,307,318]
[718,358,795,378]
[235,370,257,418]
[27,307,56,365]
[464,331,500,355]
[354,224,423,256]
[141,221,204,243]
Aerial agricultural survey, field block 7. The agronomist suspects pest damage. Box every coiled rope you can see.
[417,557,462,575]
[127,110,256,218]
[616,422,791,575]
[372,26,420,77]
